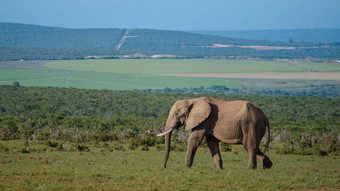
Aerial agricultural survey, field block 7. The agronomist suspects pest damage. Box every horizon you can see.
[1,0,340,31]
[3,21,340,32]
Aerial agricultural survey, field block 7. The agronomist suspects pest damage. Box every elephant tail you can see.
[264,117,270,153]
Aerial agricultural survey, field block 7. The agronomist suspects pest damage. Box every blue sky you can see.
[1,0,339,30]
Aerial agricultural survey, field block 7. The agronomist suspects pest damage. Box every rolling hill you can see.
[1,22,339,60]
[191,29,340,43]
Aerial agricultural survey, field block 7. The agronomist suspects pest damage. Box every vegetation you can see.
[192,29,340,43]
[0,85,339,156]
[1,23,340,60]
[1,23,339,190]
[0,140,339,190]
[1,59,339,96]
[45,59,340,74]
[0,47,125,61]
[0,22,124,49]
[137,83,340,97]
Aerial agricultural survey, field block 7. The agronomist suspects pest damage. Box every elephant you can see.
[157,97,272,169]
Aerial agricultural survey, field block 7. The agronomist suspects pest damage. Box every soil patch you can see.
[161,72,340,80]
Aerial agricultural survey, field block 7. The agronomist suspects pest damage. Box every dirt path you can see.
[115,30,138,50]
[161,72,340,80]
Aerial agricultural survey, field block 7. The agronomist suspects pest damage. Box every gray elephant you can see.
[158,97,272,169]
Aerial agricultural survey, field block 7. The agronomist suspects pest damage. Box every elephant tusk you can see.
[157,128,173,136]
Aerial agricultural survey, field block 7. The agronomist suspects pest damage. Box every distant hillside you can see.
[0,22,275,50]
[0,22,124,49]
[191,29,340,43]
[1,22,339,60]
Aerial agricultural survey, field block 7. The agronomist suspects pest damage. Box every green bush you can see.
[155,144,164,151]
[127,138,139,150]
[169,144,185,152]
[112,142,125,151]
[76,144,90,152]
[140,136,156,147]
[91,132,118,142]
[0,144,9,152]
[35,131,50,141]
[56,144,64,151]
[174,145,185,152]
[20,147,30,153]
[44,140,59,148]
[140,145,149,151]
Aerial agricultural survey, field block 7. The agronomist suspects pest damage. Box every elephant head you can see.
[157,98,211,168]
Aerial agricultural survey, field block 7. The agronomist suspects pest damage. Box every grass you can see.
[45,59,340,74]
[0,140,339,190]
[1,59,340,91]
[0,70,242,90]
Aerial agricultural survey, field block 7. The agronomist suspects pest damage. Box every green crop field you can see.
[45,59,340,74]
[0,140,339,191]
[1,59,340,93]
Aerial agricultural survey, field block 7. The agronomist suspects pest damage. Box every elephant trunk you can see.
[163,131,172,168]
[158,115,178,168]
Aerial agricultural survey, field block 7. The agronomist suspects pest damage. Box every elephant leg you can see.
[206,135,223,169]
[247,149,257,169]
[256,149,273,169]
[244,141,257,169]
[185,129,205,168]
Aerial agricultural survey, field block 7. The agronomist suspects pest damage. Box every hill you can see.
[0,22,279,50]
[191,29,340,43]
[1,22,340,60]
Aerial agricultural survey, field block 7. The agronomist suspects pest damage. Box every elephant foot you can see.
[262,156,273,169]
[184,164,192,168]
[247,165,257,169]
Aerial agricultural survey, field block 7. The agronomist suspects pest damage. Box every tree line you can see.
[135,84,340,97]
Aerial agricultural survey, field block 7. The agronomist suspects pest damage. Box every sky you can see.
[1,0,340,31]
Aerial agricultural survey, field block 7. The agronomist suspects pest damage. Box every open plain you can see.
[1,59,339,94]
[0,140,339,191]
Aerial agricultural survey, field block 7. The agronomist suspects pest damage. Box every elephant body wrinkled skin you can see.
[158,97,273,169]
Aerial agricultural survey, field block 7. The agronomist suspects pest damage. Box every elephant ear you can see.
[185,98,211,131]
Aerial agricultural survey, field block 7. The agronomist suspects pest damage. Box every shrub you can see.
[44,140,59,148]
[56,144,64,151]
[140,135,156,147]
[20,147,30,153]
[140,145,149,151]
[155,144,164,151]
[91,132,118,142]
[12,81,20,87]
[102,143,113,152]
[127,138,139,150]
[24,139,30,147]
[174,145,185,152]
[112,142,125,151]
[0,144,9,152]
[76,144,90,152]
[169,144,185,152]
[36,132,50,141]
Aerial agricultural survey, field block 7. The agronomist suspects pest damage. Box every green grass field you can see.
[0,140,339,191]
[0,70,242,90]
[1,59,340,91]
[45,59,340,74]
